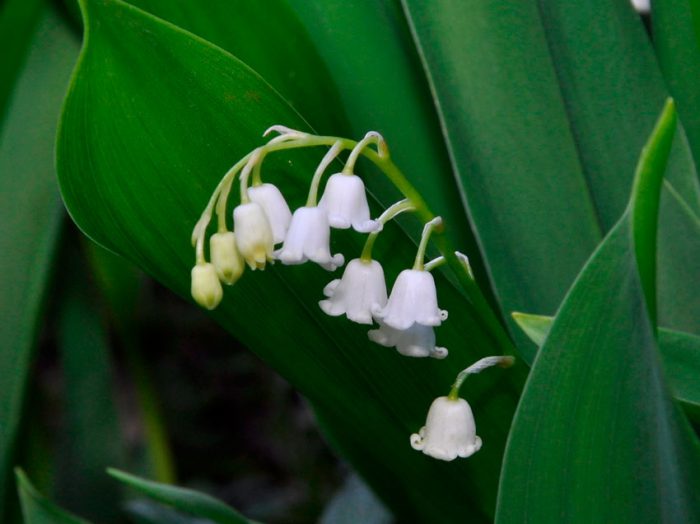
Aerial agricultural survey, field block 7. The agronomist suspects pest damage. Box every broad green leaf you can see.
[535,0,700,334]
[513,312,700,415]
[653,0,700,169]
[285,0,491,291]
[120,0,347,135]
[58,0,520,520]
[0,7,79,521]
[55,242,124,523]
[15,469,89,524]
[497,101,700,522]
[401,0,601,360]
[108,469,253,524]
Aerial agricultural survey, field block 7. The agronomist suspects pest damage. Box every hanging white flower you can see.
[373,269,447,330]
[319,258,387,324]
[318,173,380,233]
[190,263,223,310]
[233,202,274,270]
[275,206,345,270]
[209,232,244,285]
[368,321,447,359]
[247,183,292,244]
[410,396,482,461]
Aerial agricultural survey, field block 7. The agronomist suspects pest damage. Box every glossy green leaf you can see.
[0,7,79,520]
[121,0,347,135]
[57,0,520,520]
[653,0,700,169]
[285,0,490,289]
[55,244,123,523]
[401,0,601,360]
[108,469,252,524]
[513,312,700,415]
[497,101,700,522]
[16,469,89,524]
[535,0,700,334]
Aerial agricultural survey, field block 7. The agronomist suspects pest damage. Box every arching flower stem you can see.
[360,199,415,262]
[413,217,443,271]
[306,141,344,207]
[343,131,388,175]
[447,355,515,400]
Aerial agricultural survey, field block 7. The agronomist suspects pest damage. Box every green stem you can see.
[448,355,515,400]
[307,141,344,207]
[343,131,386,174]
[413,217,442,270]
[360,199,415,262]
[424,255,446,272]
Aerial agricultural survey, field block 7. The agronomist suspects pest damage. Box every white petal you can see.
[233,202,274,270]
[318,173,379,233]
[319,259,387,324]
[275,207,344,270]
[411,397,481,461]
[248,183,292,244]
[375,270,447,329]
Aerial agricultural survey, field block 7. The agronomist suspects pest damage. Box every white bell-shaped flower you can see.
[410,396,482,461]
[191,263,223,310]
[210,232,244,285]
[368,321,447,359]
[233,202,274,270]
[248,183,292,244]
[319,258,387,324]
[275,206,344,270]
[373,269,447,330]
[318,173,380,233]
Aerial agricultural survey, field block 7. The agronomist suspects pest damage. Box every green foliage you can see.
[497,101,700,522]
[108,469,253,524]
[16,469,89,524]
[0,0,698,521]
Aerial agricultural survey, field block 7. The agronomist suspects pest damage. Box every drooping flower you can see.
[209,232,244,285]
[275,206,344,270]
[319,258,387,324]
[233,202,274,270]
[318,173,380,233]
[410,396,482,461]
[373,269,447,330]
[247,183,292,244]
[368,321,447,359]
[190,263,223,310]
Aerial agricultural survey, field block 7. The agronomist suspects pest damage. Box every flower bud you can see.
[210,232,244,285]
[410,396,482,461]
[233,202,274,270]
[191,263,223,310]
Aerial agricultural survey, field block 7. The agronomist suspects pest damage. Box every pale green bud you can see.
[210,232,244,285]
[191,263,223,310]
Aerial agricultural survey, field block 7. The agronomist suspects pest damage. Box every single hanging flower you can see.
[318,173,380,233]
[248,183,292,244]
[368,321,447,359]
[410,396,482,461]
[373,269,447,330]
[275,206,344,270]
[191,263,223,310]
[319,258,387,324]
[233,202,274,270]
[210,232,244,285]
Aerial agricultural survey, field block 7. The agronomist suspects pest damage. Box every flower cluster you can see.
[190,126,514,461]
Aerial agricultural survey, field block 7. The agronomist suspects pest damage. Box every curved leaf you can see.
[57,0,520,520]
[108,470,252,524]
[513,312,700,416]
[16,469,89,524]
[401,0,602,361]
[0,7,78,520]
[496,102,700,522]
